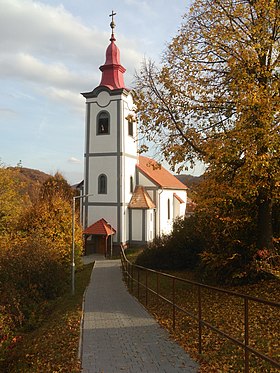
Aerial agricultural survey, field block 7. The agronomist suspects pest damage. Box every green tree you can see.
[134,0,280,250]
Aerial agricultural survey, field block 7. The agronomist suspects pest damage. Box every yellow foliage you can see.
[0,166,31,235]
[134,0,279,249]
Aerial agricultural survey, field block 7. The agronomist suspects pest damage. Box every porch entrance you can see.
[83,218,116,257]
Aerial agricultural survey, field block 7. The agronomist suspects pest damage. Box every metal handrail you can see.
[120,248,280,372]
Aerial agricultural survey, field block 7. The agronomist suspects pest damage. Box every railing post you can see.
[124,257,127,283]
[157,272,159,305]
[128,262,131,288]
[131,265,134,293]
[127,261,129,283]
[137,267,140,300]
[119,249,280,371]
[145,269,148,306]
[244,297,249,373]
[172,277,176,330]
[198,286,202,355]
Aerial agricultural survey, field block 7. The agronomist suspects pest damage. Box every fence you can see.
[120,248,280,373]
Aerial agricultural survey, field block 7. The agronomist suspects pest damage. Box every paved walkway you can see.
[81,259,199,373]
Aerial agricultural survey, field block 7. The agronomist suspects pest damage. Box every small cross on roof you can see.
[109,10,116,31]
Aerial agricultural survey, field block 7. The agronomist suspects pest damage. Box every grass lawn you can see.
[125,246,144,262]
[2,262,93,373]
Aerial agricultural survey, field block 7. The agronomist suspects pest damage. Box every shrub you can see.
[135,217,203,270]
[0,307,16,363]
[0,238,70,330]
[0,170,84,363]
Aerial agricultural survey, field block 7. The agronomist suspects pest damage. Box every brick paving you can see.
[81,259,199,373]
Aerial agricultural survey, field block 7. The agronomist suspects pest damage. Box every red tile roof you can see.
[173,193,185,203]
[138,156,187,190]
[83,218,116,236]
[98,33,126,90]
[128,185,156,209]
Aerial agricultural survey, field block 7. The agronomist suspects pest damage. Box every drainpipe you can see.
[158,188,163,237]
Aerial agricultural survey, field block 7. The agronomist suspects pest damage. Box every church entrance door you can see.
[96,236,106,256]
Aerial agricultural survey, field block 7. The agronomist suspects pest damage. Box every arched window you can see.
[130,176,134,193]
[126,114,134,137]
[167,198,170,220]
[98,174,107,194]
[128,119,133,136]
[97,111,110,135]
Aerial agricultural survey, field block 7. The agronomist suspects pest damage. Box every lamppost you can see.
[108,222,113,258]
[72,193,94,295]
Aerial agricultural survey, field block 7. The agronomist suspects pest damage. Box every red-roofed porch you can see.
[84,218,116,257]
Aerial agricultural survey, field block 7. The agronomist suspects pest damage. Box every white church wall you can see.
[120,204,133,244]
[122,156,137,203]
[87,205,118,243]
[88,101,119,154]
[87,156,118,201]
[174,190,187,218]
[122,94,138,156]
[146,209,155,242]
[138,172,157,187]
[158,189,174,235]
[157,189,187,236]
[173,198,181,219]
[120,94,138,244]
[125,206,130,242]
[131,210,143,241]
[178,190,187,216]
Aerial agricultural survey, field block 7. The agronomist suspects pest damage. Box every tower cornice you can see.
[81,86,130,99]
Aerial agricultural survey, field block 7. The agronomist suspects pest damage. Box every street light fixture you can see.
[71,193,94,295]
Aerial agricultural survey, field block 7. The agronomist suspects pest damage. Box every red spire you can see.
[99,11,126,90]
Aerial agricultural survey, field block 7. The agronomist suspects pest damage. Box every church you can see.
[81,14,187,256]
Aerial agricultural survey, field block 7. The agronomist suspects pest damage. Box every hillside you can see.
[175,174,203,190]
[8,167,51,202]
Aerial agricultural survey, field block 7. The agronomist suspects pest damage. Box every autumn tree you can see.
[0,165,30,239]
[21,173,83,266]
[40,172,75,203]
[0,173,83,347]
[134,0,280,250]
[0,169,85,364]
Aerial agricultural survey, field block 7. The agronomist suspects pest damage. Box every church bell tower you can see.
[82,12,137,253]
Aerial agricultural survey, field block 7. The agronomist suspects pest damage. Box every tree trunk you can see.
[256,194,274,250]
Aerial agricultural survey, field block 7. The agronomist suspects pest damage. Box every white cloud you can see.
[0,0,189,185]
[123,0,152,14]
[0,0,144,102]
[0,108,18,116]
[0,0,100,59]
[0,52,86,87]
[44,87,84,113]
[68,157,81,164]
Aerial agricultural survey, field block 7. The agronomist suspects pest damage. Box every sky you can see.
[0,0,200,185]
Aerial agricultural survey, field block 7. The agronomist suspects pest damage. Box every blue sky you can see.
[0,0,199,184]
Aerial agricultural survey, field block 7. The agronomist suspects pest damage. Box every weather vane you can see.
[109,10,116,32]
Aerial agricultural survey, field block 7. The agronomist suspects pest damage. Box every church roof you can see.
[137,156,187,190]
[173,193,184,203]
[83,218,116,236]
[128,185,156,209]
